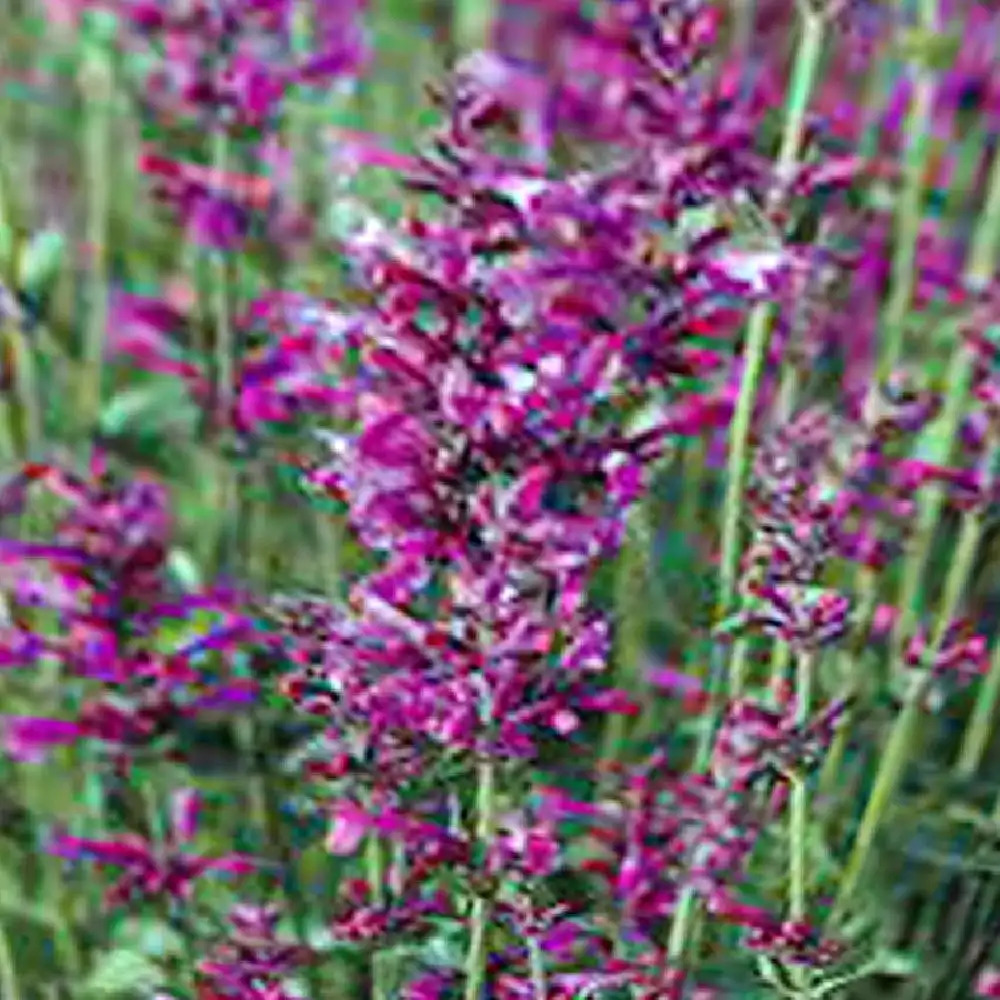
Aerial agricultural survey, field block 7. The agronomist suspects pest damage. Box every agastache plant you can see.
[4,0,1000,998]
[264,2,884,995]
[0,452,263,770]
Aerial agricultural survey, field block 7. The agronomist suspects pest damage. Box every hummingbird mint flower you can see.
[196,902,315,1000]
[48,788,258,909]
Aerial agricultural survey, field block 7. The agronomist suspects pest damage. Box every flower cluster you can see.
[4,0,1000,996]
[49,788,257,909]
[196,902,315,1000]
[114,0,367,248]
[0,454,261,772]
[254,0,853,990]
[107,288,359,439]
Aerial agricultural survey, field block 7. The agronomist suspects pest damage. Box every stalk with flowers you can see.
[2,1,1000,999]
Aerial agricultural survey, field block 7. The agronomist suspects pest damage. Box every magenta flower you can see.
[108,285,355,434]
[402,971,456,1000]
[49,788,258,909]
[196,902,314,1000]
[106,290,205,390]
[1,715,81,762]
[711,696,850,789]
[722,584,851,651]
[329,878,452,945]
[903,618,989,710]
[977,968,1000,998]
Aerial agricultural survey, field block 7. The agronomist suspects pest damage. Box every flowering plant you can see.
[2,1,1000,999]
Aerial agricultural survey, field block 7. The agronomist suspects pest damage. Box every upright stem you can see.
[0,239,40,458]
[890,331,974,655]
[211,128,234,429]
[788,650,814,994]
[0,0,22,289]
[817,571,877,805]
[464,758,496,1000]
[667,879,702,975]
[875,68,936,386]
[718,7,824,623]
[832,507,982,924]
[0,919,19,1000]
[830,690,924,925]
[366,831,391,1000]
[769,640,792,695]
[930,512,983,648]
[891,140,1000,655]
[966,137,1000,290]
[600,502,651,769]
[528,937,547,1000]
[78,51,113,433]
[955,636,1000,779]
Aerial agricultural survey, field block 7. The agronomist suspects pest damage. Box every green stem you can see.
[769,640,792,696]
[874,6,938,387]
[770,10,825,202]
[2,288,41,458]
[9,327,40,458]
[691,639,742,781]
[0,920,19,1000]
[890,140,1000,654]
[0,5,20,289]
[718,303,770,618]
[718,7,825,621]
[832,507,981,925]
[890,335,974,653]
[365,831,385,903]
[528,937,547,1000]
[788,650,814,993]
[464,759,496,1000]
[211,128,234,428]
[600,502,651,768]
[966,136,1000,288]
[667,887,698,968]
[955,637,1000,779]
[817,571,877,805]
[930,512,983,648]
[79,51,113,435]
[829,690,924,926]
[366,832,390,1000]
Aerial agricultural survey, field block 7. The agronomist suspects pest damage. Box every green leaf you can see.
[418,924,466,969]
[0,224,12,273]
[873,950,921,978]
[166,548,203,592]
[712,609,750,638]
[897,28,962,71]
[80,9,120,49]
[80,949,163,999]
[110,917,185,960]
[99,380,199,437]
[20,230,66,298]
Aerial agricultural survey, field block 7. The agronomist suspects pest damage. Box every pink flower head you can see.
[49,789,258,908]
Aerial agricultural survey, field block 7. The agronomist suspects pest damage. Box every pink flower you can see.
[1,715,81,762]
[977,968,1000,998]
[49,788,258,908]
